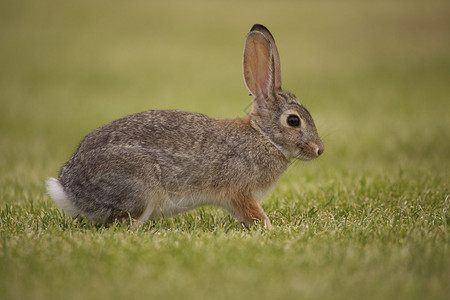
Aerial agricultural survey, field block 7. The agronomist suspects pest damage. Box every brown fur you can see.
[230,192,268,228]
[232,117,251,126]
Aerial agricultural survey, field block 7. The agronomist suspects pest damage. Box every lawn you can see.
[0,1,449,299]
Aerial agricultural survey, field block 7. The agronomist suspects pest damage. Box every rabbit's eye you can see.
[287,115,301,127]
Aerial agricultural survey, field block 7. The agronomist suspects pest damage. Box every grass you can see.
[1,0,449,299]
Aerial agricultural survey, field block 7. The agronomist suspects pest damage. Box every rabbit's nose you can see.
[311,142,324,157]
[317,145,324,156]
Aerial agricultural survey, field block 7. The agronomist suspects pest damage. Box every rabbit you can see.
[46,24,324,229]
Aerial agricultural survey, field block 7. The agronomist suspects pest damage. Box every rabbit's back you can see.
[72,110,215,154]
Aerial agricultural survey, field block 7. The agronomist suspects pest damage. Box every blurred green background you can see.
[1,0,449,299]
[1,0,449,181]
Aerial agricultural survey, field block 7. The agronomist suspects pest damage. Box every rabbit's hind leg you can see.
[60,147,163,223]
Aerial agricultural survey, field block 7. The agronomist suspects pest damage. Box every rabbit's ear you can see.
[243,31,275,98]
[250,24,282,91]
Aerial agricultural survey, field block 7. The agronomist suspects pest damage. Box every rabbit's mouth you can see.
[295,142,324,161]
[295,152,317,161]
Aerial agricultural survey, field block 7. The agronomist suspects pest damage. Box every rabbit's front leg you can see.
[261,212,272,229]
[230,194,272,230]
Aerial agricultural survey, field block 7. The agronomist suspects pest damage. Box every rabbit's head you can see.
[244,24,324,161]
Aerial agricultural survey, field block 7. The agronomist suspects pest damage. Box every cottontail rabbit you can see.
[47,24,324,229]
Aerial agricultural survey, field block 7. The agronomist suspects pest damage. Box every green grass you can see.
[1,0,449,299]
